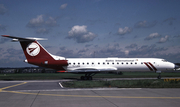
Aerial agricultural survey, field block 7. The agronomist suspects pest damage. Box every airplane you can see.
[1,35,177,80]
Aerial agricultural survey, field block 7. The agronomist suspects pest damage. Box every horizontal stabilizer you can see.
[1,35,47,41]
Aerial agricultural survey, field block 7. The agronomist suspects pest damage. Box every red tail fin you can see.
[1,35,68,70]
[20,40,53,61]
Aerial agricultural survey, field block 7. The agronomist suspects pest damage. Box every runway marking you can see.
[0,82,27,92]
[59,82,64,88]
[1,90,180,99]
[1,82,180,99]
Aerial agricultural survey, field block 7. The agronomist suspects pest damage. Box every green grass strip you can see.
[62,79,180,88]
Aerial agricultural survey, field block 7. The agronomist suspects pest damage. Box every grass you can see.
[0,72,180,80]
[62,79,180,88]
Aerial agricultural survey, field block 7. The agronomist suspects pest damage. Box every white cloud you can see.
[60,3,67,9]
[118,27,132,35]
[27,15,44,27]
[158,35,169,43]
[27,15,58,28]
[68,25,87,36]
[0,4,7,15]
[145,33,160,40]
[67,25,97,43]
[27,15,58,34]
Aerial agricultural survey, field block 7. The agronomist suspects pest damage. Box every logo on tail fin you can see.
[26,42,40,56]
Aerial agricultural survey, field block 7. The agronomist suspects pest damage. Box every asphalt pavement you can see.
[0,80,180,107]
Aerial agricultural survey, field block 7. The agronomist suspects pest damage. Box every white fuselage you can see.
[66,58,175,72]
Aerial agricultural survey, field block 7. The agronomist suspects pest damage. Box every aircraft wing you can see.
[67,67,117,73]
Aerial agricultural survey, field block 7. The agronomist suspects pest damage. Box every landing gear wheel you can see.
[88,76,92,80]
[81,76,84,80]
[80,76,93,80]
[157,74,161,79]
[84,76,88,80]
[80,73,96,80]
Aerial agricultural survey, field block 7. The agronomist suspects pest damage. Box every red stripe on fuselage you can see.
[148,62,157,71]
[144,62,153,71]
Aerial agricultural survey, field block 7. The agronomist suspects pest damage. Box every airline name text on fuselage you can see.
[106,60,135,62]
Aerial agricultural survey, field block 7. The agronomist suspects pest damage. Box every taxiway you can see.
[0,80,180,107]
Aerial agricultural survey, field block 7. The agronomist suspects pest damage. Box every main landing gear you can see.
[80,73,96,80]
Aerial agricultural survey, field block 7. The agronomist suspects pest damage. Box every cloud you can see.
[0,24,6,31]
[0,47,28,67]
[27,15,58,34]
[27,15,44,28]
[0,38,9,44]
[134,20,157,28]
[78,48,89,54]
[118,27,132,35]
[56,46,74,57]
[85,44,92,47]
[60,3,67,9]
[36,28,50,34]
[128,44,167,57]
[144,33,161,40]
[27,15,58,28]
[158,35,169,43]
[162,17,176,25]
[0,4,8,15]
[125,43,137,49]
[114,43,119,48]
[93,44,125,58]
[67,25,97,43]
[45,17,58,27]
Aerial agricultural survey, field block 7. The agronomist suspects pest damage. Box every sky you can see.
[0,0,180,67]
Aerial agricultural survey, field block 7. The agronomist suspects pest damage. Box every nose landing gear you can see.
[156,71,161,79]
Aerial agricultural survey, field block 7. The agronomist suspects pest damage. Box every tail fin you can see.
[2,35,68,70]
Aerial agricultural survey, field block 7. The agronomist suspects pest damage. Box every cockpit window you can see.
[162,59,167,62]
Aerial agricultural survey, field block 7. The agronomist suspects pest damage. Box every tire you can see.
[81,76,84,80]
[88,76,92,80]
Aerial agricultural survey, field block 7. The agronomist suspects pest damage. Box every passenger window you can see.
[107,63,109,64]
[73,63,75,65]
[131,62,133,64]
[98,62,100,65]
[135,62,137,64]
[83,63,84,65]
[87,63,89,65]
[103,62,105,65]
[112,63,114,64]
[117,62,119,64]
[126,62,128,64]
[78,63,80,65]
[141,62,143,64]
[122,62,124,64]
[92,62,94,64]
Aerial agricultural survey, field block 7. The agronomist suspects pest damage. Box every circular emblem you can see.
[26,42,40,56]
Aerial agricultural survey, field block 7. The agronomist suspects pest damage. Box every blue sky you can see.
[0,0,180,67]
